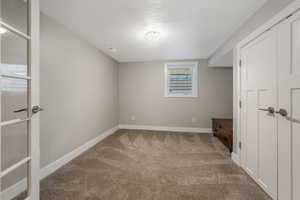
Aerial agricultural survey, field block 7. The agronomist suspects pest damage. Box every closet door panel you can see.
[278,11,300,200]
[245,90,258,177]
[292,18,300,75]
[241,29,277,198]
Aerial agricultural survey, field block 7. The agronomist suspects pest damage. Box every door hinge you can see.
[239,59,242,67]
[239,100,242,108]
[239,141,242,149]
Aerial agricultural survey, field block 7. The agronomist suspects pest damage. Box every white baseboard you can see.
[231,152,240,166]
[119,124,212,134]
[0,179,27,200]
[40,125,119,179]
[1,125,119,200]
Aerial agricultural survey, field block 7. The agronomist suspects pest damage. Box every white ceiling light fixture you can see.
[0,27,8,34]
[145,31,161,42]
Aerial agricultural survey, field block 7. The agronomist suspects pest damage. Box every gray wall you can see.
[119,60,233,129]
[40,14,119,167]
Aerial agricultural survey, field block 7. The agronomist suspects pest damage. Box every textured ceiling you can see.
[41,0,267,62]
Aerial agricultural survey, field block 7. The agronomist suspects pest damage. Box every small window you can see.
[164,62,198,97]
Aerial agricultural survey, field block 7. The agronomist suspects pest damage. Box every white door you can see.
[0,0,40,199]
[277,10,300,200]
[241,28,278,199]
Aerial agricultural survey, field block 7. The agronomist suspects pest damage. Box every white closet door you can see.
[241,28,278,199]
[277,10,300,200]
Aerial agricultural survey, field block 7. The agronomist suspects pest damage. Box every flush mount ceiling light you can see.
[145,31,161,42]
[0,27,8,34]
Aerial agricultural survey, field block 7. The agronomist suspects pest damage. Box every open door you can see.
[0,0,40,199]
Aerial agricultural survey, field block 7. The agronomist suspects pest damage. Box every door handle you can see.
[258,107,275,114]
[14,106,44,114]
[275,109,288,117]
[32,105,44,114]
[13,108,28,113]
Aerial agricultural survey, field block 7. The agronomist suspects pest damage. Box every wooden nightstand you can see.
[212,118,233,152]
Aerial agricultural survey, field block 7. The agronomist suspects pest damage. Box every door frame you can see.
[29,0,41,199]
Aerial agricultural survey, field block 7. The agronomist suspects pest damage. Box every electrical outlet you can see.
[192,117,198,123]
[131,115,136,121]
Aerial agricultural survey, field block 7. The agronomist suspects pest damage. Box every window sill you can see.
[164,95,198,98]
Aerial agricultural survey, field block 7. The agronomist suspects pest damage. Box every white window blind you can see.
[168,68,192,94]
[165,62,198,97]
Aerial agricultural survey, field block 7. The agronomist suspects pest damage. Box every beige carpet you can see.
[16,129,271,200]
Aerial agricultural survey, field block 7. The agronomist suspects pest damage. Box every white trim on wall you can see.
[119,124,212,134]
[231,152,240,166]
[0,179,27,200]
[40,126,119,179]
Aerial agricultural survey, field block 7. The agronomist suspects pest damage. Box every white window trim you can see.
[164,62,198,98]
